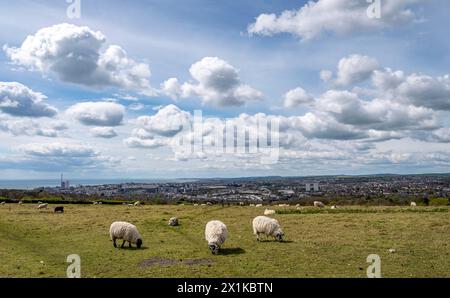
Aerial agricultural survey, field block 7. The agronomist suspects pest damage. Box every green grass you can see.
[0,204,449,278]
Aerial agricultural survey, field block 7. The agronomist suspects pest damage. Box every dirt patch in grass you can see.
[138,257,213,268]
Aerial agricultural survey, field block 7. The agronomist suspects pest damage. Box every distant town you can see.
[16,174,448,205]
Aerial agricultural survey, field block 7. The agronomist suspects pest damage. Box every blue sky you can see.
[1,0,450,179]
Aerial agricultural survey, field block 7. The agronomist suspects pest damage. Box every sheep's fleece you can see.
[109,221,142,244]
[253,216,283,238]
[205,220,228,246]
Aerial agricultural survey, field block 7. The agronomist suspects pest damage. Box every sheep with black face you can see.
[205,220,228,255]
[252,216,284,242]
[109,221,143,249]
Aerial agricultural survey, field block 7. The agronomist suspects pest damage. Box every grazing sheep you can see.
[331,205,338,210]
[255,204,263,208]
[134,201,141,207]
[252,216,284,242]
[54,206,64,213]
[109,221,143,249]
[239,202,245,206]
[206,202,213,206]
[0,202,5,205]
[98,202,102,205]
[205,220,228,254]
[264,209,276,216]
[250,204,255,207]
[37,203,48,210]
[168,217,179,226]
[93,202,98,205]
[295,204,300,207]
[314,201,325,208]
[411,202,417,207]
[127,204,134,207]
[18,201,23,205]
[194,204,199,206]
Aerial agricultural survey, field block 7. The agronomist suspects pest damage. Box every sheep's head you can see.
[208,243,219,254]
[136,239,143,249]
[274,230,284,242]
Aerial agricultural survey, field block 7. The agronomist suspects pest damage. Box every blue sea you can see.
[0,179,197,190]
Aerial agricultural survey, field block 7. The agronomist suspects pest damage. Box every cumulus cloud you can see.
[90,127,118,138]
[0,115,67,137]
[134,104,191,137]
[66,101,125,126]
[4,23,154,94]
[0,142,120,172]
[160,77,182,100]
[315,89,438,131]
[248,0,421,41]
[0,82,57,117]
[165,57,263,107]
[283,87,314,108]
[333,55,379,86]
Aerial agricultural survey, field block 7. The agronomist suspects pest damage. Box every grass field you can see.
[0,204,449,278]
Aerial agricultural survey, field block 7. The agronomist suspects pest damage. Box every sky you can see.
[0,0,450,179]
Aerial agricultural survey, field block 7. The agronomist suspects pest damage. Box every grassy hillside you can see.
[0,204,449,278]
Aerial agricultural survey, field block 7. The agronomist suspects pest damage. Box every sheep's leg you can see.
[256,233,261,242]
[113,239,117,248]
[121,240,126,248]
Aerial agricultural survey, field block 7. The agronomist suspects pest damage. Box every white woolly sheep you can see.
[1,202,5,205]
[264,209,276,216]
[411,202,417,207]
[331,205,338,210]
[314,201,325,208]
[205,220,228,254]
[252,216,284,242]
[18,201,23,205]
[109,221,143,249]
[37,203,48,210]
[255,204,263,208]
[168,217,179,226]
[134,201,141,207]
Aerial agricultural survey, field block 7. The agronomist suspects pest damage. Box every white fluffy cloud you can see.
[0,82,57,117]
[4,23,153,94]
[164,57,263,107]
[283,87,314,108]
[0,142,120,171]
[248,0,420,40]
[0,115,67,137]
[133,104,190,137]
[160,77,182,100]
[316,89,438,131]
[66,101,125,127]
[90,127,118,138]
[334,55,379,86]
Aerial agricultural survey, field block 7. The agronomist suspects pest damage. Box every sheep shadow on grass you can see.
[219,247,246,255]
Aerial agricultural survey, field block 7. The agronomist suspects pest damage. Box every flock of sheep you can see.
[109,214,285,254]
[1,199,420,254]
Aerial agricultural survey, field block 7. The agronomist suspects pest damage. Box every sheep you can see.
[168,217,179,226]
[37,203,48,210]
[98,202,102,205]
[239,202,245,206]
[109,221,143,249]
[54,206,64,213]
[0,202,5,205]
[331,205,338,210]
[264,209,276,216]
[18,201,23,205]
[205,220,228,254]
[411,202,417,207]
[252,216,284,242]
[255,204,263,208]
[93,202,98,205]
[134,201,141,207]
[314,201,325,208]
